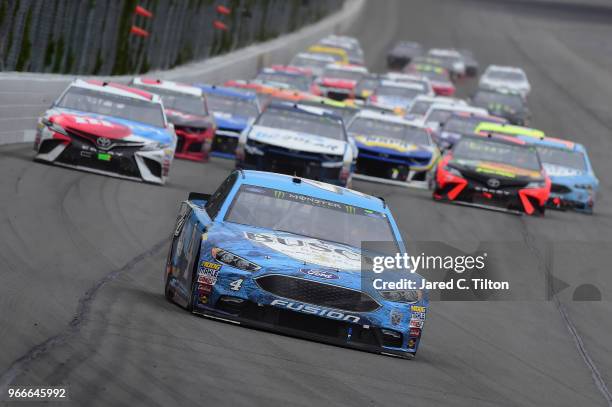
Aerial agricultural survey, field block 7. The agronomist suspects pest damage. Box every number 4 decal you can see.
[229,279,244,291]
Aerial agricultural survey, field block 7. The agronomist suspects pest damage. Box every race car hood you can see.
[204,221,423,294]
[165,108,213,129]
[248,125,346,156]
[352,133,433,158]
[451,158,543,180]
[212,112,249,131]
[320,77,357,90]
[47,107,173,144]
[375,95,413,109]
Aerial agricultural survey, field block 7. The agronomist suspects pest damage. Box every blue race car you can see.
[164,170,428,358]
[198,85,260,159]
[519,135,599,213]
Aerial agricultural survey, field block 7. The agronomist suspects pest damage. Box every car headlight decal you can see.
[211,247,261,272]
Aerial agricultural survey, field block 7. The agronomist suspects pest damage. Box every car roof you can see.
[132,77,202,97]
[517,135,582,151]
[198,84,258,100]
[462,132,530,147]
[73,79,161,103]
[379,80,424,90]
[353,109,419,125]
[324,63,369,73]
[293,52,337,62]
[238,170,387,211]
[428,103,487,115]
[485,65,526,74]
[412,95,465,105]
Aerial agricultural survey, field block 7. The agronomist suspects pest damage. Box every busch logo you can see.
[270,299,360,323]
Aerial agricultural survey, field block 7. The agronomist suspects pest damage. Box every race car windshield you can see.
[349,118,429,145]
[487,70,525,81]
[454,138,541,171]
[256,73,309,92]
[57,87,165,128]
[141,87,207,116]
[443,117,481,135]
[226,185,399,253]
[322,67,365,81]
[376,86,423,99]
[291,56,330,70]
[205,94,259,119]
[408,100,433,115]
[257,107,345,140]
[426,108,457,124]
[472,91,523,110]
[536,146,587,172]
[299,101,357,123]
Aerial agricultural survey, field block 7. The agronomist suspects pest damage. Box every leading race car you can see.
[348,110,439,188]
[198,85,260,159]
[433,134,550,215]
[387,41,424,70]
[131,78,215,162]
[236,102,354,186]
[33,79,176,185]
[164,170,428,358]
[479,65,531,97]
[518,136,599,213]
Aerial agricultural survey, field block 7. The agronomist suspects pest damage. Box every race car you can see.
[433,134,550,215]
[131,78,214,162]
[427,48,466,78]
[381,72,434,96]
[404,95,467,120]
[164,170,428,359]
[479,65,531,97]
[33,79,176,185]
[387,41,424,70]
[405,63,455,96]
[198,85,260,159]
[458,49,479,77]
[421,103,489,132]
[368,80,430,114]
[518,136,598,213]
[470,88,531,125]
[289,52,336,77]
[347,110,439,188]
[354,74,383,100]
[315,63,369,101]
[318,35,365,65]
[307,44,349,64]
[236,102,354,186]
[255,67,314,93]
[435,112,507,150]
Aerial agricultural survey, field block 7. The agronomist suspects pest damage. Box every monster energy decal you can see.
[242,185,385,218]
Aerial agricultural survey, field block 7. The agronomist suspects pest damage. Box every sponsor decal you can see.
[407,338,417,349]
[487,178,501,188]
[229,278,244,291]
[249,125,346,155]
[409,319,423,328]
[299,269,339,280]
[542,163,583,177]
[199,294,209,304]
[410,305,426,313]
[244,232,361,270]
[198,283,212,294]
[198,261,222,285]
[270,299,360,323]
[409,328,421,338]
[390,310,402,326]
[411,312,426,321]
[355,135,419,153]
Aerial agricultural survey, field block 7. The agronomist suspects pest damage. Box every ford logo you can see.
[487,178,501,188]
[299,269,338,280]
[96,137,112,148]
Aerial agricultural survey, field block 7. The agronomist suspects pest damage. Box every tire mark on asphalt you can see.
[0,238,168,394]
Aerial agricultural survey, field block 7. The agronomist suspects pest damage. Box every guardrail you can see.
[0,0,365,145]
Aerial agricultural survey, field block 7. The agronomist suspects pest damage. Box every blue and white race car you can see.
[33,79,176,184]
[198,85,260,159]
[519,135,599,213]
[164,170,428,358]
[347,110,439,188]
[236,102,354,186]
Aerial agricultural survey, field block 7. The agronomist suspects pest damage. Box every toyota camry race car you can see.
[33,79,176,184]
[236,102,354,186]
[433,134,550,215]
[131,78,214,162]
[519,136,598,213]
[199,85,260,159]
[164,170,428,358]
[348,110,439,188]
[406,63,456,96]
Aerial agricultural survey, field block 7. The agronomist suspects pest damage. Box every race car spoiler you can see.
[352,173,429,190]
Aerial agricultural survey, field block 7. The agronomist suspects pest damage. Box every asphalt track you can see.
[1,0,612,406]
